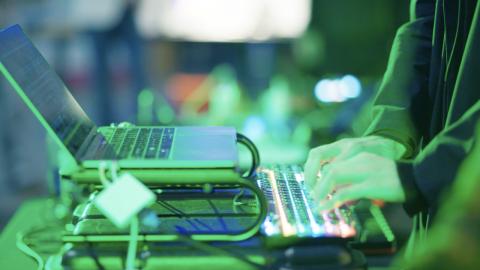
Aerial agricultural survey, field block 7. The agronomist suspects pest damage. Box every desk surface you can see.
[0,199,54,270]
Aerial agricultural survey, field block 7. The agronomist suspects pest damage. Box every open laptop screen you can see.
[0,25,96,157]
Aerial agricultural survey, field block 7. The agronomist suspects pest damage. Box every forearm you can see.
[365,0,434,157]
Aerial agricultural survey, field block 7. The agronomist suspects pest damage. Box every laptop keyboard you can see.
[256,164,356,238]
[102,127,175,159]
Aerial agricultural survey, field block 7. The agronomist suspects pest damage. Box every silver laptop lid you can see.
[0,25,96,159]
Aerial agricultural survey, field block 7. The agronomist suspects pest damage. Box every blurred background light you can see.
[314,75,362,103]
[242,116,267,141]
[341,75,361,98]
[136,0,311,42]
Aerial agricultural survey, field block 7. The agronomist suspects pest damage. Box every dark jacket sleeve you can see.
[364,0,435,158]
[398,123,480,269]
[397,100,480,216]
[397,0,480,216]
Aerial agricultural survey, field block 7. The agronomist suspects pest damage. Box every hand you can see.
[304,136,406,189]
[310,152,406,210]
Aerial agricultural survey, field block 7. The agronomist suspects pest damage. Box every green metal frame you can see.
[62,172,268,242]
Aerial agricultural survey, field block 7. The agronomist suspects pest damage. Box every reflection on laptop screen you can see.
[0,25,95,156]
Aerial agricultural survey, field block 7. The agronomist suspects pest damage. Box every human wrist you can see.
[385,137,407,159]
[369,135,408,159]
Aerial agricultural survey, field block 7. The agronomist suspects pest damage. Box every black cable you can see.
[236,133,260,179]
[174,234,264,269]
[153,200,264,269]
[87,242,106,270]
[157,200,207,231]
[80,233,264,270]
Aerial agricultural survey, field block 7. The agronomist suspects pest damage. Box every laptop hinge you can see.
[75,128,99,160]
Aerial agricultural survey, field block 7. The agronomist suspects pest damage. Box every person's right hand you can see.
[304,136,406,189]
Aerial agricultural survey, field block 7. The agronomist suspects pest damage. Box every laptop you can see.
[0,25,238,170]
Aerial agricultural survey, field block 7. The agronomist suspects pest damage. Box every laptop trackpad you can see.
[172,129,237,161]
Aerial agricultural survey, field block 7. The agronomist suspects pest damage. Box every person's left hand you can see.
[310,152,406,210]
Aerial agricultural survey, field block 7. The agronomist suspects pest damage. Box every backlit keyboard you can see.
[101,127,175,159]
[256,164,356,238]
